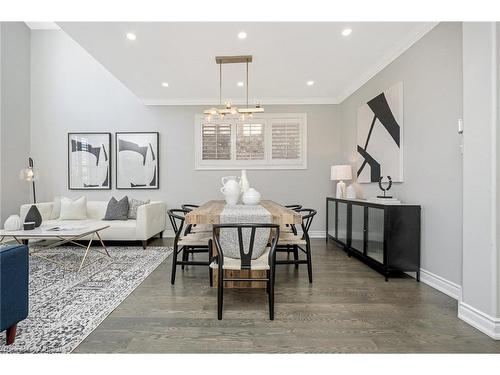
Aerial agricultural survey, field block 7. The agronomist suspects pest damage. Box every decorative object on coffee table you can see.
[68,133,111,190]
[116,132,159,189]
[19,157,38,203]
[24,205,42,228]
[4,215,22,231]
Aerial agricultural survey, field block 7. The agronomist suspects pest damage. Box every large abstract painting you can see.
[68,133,111,190]
[116,132,159,189]
[356,82,403,183]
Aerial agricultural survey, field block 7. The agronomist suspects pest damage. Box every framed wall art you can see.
[116,132,159,189]
[356,82,404,183]
[68,132,111,190]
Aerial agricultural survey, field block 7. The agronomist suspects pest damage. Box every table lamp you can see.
[331,165,352,199]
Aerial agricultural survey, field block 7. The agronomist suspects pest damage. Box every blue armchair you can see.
[0,244,29,345]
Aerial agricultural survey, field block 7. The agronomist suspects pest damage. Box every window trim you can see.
[195,113,307,170]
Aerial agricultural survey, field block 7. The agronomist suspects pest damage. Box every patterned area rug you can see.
[0,245,172,354]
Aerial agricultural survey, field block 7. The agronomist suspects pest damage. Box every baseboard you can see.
[419,268,462,300]
[164,229,326,239]
[458,301,500,340]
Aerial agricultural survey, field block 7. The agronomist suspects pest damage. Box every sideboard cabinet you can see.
[326,197,421,281]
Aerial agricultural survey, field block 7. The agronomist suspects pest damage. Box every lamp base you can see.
[336,180,346,199]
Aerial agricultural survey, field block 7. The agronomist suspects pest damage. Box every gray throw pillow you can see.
[104,196,129,220]
[128,198,150,219]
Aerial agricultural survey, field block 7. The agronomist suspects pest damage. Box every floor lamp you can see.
[19,157,38,204]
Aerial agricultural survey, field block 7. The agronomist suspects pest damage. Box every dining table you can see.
[185,200,301,288]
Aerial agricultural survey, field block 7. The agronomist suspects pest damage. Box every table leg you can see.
[78,233,95,272]
[95,231,111,258]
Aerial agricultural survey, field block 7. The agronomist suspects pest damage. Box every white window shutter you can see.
[201,123,231,160]
[271,122,301,160]
[236,123,265,160]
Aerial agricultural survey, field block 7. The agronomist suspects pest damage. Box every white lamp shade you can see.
[331,165,352,181]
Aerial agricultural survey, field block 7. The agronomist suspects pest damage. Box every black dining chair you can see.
[281,204,303,263]
[181,203,213,236]
[210,223,280,320]
[276,208,317,283]
[168,209,212,286]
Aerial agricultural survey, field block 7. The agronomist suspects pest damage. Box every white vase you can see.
[242,188,261,205]
[240,170,250,194]
[222,191,240,206]
[4,214,22,231]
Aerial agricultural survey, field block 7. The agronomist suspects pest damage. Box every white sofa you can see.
[20,200,167,248]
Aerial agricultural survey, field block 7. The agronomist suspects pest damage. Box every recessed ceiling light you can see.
[307,80,315,86]
[238,31,247,39]
[341,28,352,37]
[237,81,244,87]
[126,33,137,41]
[161,82,169,87]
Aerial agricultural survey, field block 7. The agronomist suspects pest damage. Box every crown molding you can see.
[143,97,339,106]
[25,22,60,30]
[333,22,439,103]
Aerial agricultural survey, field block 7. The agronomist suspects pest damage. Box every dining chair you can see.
[281,204,303,262]
[167,209,212,286]
[276,208,317,283]
[210,223,280,320]
[181,204,213,235]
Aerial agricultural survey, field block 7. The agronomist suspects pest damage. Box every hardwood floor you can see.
[74,239,500,353]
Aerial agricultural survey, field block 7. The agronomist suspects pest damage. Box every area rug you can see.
[0,245,172,354]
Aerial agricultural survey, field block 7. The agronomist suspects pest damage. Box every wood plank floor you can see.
[74,239,500,353]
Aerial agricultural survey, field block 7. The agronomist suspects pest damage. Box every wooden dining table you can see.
[185,200,301,288]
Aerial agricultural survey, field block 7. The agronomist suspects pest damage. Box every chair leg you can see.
[142,240,147,249]
[269,269,275,320]
[306,242,313,283]
[6,324,17,345]
[217,268,224,320]
[181,248,188,270]
[171,246,178,285]
[209,267,213,287]
[266,270,270,294]
[293,245,299,269]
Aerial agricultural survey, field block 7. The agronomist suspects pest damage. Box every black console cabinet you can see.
[326,197,421,281]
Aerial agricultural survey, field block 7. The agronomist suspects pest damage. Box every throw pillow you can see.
[128,198,150,219]
[50,196,62,219]
[104,196,129,220]
[59,196,88,220]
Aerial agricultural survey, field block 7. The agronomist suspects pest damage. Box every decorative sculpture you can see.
[377,176,393,199]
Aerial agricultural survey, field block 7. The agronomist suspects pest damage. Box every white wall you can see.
[459,22,500,339]
[339,23,463,287]
[30,30,341,232]
[0,22,31,223]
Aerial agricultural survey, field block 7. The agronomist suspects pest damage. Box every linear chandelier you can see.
[204,55,264,121]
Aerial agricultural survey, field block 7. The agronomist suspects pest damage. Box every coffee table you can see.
[0,224,111,272]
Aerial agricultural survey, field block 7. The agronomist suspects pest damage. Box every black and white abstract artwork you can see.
[116,132,159,189]
[356,82,403,183]
[68,133,111,189]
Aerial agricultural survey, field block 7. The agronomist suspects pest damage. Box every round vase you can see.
[242,188,261,205]
[4,214,22,231]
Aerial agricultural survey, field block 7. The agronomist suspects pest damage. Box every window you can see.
[195,113,307,170]
[201,123,231,160]
[236,123,265,160]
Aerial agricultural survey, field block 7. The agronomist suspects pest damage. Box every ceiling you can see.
[51,22,437,105]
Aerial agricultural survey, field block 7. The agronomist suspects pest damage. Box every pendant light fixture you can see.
[204,55,264,121]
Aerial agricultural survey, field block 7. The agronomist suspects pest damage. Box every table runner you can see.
[219,204,272,259]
